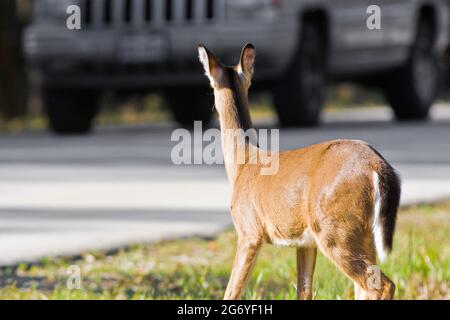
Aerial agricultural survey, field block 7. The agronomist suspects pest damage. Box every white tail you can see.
[372,171,387,262]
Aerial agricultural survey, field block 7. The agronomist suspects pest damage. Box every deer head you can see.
[198,43,255,130]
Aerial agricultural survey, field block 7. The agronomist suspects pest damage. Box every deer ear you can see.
[198,44,223,88]
[238,43,256,81]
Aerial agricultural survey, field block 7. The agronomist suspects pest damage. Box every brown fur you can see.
[198,43,400,300]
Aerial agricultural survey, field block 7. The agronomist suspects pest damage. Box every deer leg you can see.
[354,282,363,300]
[296,247,317,300]
[315,228,395,300]
[328,252,394,300]
[224,239,261,300]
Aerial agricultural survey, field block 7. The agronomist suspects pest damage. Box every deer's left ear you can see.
[198,44,223,88]
[238,43,256,81]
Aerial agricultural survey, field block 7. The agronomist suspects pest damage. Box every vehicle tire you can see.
[42,87,100,134]
[164,87,213,127]
[274,21,326,127]
[383,18,439,120]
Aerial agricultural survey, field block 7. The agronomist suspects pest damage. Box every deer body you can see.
[232,140,375,243]
[198,44,400,300]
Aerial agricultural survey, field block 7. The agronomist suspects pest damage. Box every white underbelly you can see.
[273,228,317,248]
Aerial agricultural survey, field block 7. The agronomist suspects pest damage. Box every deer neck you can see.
[214,87,254,184]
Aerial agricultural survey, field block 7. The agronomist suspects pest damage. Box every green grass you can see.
[0,201,449,300]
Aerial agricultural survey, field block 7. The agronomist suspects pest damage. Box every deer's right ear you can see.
[198,44,223,88]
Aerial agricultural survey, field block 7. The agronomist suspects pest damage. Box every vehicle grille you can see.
[82,0,222,28]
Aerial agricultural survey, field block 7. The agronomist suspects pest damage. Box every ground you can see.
[0,200,448,300]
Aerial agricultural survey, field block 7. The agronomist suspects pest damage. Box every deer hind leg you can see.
[296,247,317,300]
[224,239,261,300]
[352,268,395,300]
[313,227,395,300]
[354,283,364,300]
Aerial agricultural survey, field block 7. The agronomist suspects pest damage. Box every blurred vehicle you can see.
[24,0,449,133]
[0,0,27,120]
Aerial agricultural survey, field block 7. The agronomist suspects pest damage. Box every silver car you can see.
[25,0,449,133]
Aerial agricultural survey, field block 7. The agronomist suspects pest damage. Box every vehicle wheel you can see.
[274,22,326,127]
[383,19,439,120]
[42,87,100,134]
[164,87,213,127]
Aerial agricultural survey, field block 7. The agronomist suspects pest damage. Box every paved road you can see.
[1,105,450,265]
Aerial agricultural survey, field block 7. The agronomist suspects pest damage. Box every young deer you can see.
[198,43,401,300]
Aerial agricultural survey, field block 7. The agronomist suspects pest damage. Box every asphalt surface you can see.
[1,104,450,265]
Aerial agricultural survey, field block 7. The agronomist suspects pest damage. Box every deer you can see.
[198,43,401,300]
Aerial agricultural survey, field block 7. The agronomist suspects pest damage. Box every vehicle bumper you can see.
[24,21,297,87]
